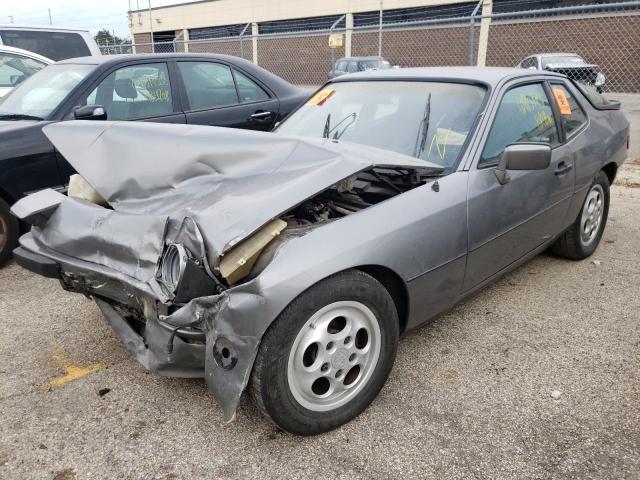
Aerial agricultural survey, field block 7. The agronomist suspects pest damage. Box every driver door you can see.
[464,81,575,290]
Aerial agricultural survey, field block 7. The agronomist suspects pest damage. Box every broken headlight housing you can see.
[159,243,188,293]
[157,243,220,303]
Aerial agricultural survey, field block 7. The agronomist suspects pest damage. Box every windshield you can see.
[0,64,95,119]
[359,60,391,70]
[276,81,486,167]
[542,56,586,67]
[0,53,46,87]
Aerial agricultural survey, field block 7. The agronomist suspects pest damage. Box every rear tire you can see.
[551,170,609,260]
[0,197,19,267]
[251,270,399,435]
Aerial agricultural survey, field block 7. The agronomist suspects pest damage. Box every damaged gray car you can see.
[11,67,629,435]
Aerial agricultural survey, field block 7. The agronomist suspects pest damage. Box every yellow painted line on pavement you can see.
[43,349,105,390]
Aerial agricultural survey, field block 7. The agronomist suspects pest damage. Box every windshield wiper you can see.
[329,112,357,140]
[0,113,44,121]
[322,113,331,139]
[413,93,432,159]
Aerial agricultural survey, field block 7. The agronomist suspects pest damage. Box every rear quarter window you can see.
[0,30,91,61]
[550,83,587,137]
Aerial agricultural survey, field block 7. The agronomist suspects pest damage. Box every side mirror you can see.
[73,105,107,121]
[495,143,551,185]
[528,65,537,70]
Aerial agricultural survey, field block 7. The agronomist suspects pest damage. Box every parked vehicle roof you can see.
[0,24,91,33]
[330,66,567,85]
[56,53,300,97]
[0,45,53,63]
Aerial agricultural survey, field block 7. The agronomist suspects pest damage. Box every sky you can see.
[0,0,188,38]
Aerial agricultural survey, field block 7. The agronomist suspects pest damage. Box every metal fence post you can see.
[239,23,250,60]
[378,0,383,57]
[329,15,346,69]
[468,0,483,66]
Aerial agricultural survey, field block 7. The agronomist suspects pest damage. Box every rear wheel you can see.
[0,197,19,267]
[251,270,399,435]
[551,170,609,260]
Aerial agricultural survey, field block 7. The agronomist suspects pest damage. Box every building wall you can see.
[129,0,470,34]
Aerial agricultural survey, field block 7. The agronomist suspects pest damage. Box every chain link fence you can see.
[100,1,640,92]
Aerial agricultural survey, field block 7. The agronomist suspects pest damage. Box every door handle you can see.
[554,162,573,176]
[250,111,272,120]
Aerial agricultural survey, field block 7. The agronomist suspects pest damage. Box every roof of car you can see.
[0,24,91,33]
[330,66,566,85]
[0,45,53,63]
[56,53,253,66]
[337,56,388,61]
[538,53,582,57]
[55,53,300,97]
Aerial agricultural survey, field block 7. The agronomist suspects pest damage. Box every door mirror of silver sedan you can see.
[495,143,552,185]
[73,105,107,121]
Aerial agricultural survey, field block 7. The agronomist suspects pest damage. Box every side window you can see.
[550,83,587,137]
[521,57,535,69]
[233,70,269,103]
[346,61,358,73]
[480,83,559,166]
[177,62,238,110]
[0,53,45,87]
[334,61,346,72]
[83,63,173,120]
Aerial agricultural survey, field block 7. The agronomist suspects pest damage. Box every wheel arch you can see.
[353,265,409,334]
[602,162,618,185]
[0,186,15,206]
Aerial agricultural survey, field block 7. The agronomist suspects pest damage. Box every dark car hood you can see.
[0,119,41,133]
[21,121,437,286]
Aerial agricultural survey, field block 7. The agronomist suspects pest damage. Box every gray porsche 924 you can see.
[12,67,629,435]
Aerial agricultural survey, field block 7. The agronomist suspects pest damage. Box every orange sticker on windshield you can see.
[307,89,335,106]
[553,88,572,115]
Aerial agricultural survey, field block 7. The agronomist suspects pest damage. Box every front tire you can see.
[0,197,19,267]
[250,270,399,435]
[551,170,609,260]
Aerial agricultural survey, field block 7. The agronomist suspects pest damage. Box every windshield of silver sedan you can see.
[275,81,486,167]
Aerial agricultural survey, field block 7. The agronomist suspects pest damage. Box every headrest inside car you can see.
[114,78,137,99]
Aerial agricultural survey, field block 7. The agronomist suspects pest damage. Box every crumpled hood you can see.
[39,121,435,277]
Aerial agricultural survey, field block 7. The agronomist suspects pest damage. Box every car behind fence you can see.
[100,1,640,92]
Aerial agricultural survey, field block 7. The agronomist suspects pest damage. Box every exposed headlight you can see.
[157,243,221,302]
[595,72,606,86]
[68,174,106,206]
[159,243,188,293]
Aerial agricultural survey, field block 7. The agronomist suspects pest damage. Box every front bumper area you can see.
[14,241,206,378]
[95,298,205,378]
[15,232,267,423]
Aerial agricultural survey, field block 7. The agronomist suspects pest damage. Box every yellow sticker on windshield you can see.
[553,88,572,115]
[307,89,335,106]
